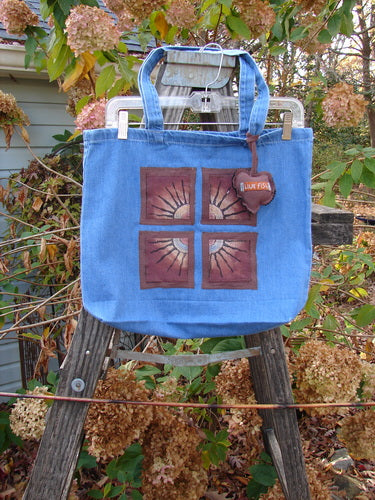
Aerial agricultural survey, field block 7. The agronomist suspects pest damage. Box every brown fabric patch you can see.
[140,167,196,225]
[139,231,194,289]
[202,232,258,289]
[201,168,256,226]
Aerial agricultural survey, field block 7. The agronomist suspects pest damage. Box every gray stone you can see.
[330,448,355,472]
[333,474,364,499]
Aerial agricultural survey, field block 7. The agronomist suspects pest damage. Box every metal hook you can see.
[199,43,224,112]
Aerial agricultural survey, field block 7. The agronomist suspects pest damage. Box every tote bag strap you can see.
[138,46,269,136]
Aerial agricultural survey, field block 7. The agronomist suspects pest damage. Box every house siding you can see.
[0,76,74,397]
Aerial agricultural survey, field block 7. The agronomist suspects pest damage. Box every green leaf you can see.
[250,463,278,487]
[88,490,104,499]
[350,159,363,183]
[47,44,71,81]
[339,173,353,198]
[271,19,284,41]
[103,483,113,498]
[290,26,306,42]
[219,0,231,6]
[269,45,287,56]
[322,314,339,332]
[289,317,313,331]
[353,304,375,327]
[108,485,124,498]
[317,29,331,44]
[364,157,375,174]
[95,65,116,97]
[131,491,143,500]
[361,167,375,189]
[327,13,342,37]
[246,480,268,499]
[77,449,97,470]
[304,284,321,314]
[57,0,74,16]
[340,13,354,36]
[226,15,251,39]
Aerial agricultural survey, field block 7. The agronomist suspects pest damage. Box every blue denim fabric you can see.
[81,46,313,338]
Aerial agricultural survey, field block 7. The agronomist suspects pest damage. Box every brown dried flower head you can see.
[215,358,263,467]
[0,0,38,35]
[339,409,375,460]
[322,82,367,128]
[295,0,326,15]
[9,386,50,440]
[84,366,153,460]
[141,407,208,500]
[0,89,30,148]
[260,460,333,499]
[123,0,165,21]
[293,340,363,416]
[233,0,276,39]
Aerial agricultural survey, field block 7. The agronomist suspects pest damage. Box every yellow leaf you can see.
[68,129,82,141]
[154,12,169,39]
[319,278,334,292]
[62,52,96,92]
[47,244,58,261]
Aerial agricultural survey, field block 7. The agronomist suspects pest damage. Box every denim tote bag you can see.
[81,45,313,339]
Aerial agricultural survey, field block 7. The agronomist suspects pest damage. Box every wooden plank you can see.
[312,222,353,245]
[23,309,114,500]
[312,203,353,223]
[245,329,311,500]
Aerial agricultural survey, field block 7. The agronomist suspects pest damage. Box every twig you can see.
[0,309,81,338]
[0,278,80,340]
[17,131,82,188]
[0,226,80,249]
[0,211,39,230]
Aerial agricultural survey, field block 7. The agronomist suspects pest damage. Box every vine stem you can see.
[1,391,375,410]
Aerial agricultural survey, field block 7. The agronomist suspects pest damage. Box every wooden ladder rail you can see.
[23,52,354,499]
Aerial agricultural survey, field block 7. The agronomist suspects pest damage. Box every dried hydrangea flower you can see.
[0,89,30,147]
[65,5,121,56]
[0,0,38,35]
[103,0,126,15]
[166,0,196,29]
[233,0,275,39]
[260,460,333,499]
[84,367,153,460]
[293,340,364,416]
[75,98,107,130]
[322,82,367,128]
[117,9,136,31]
[9,386,50,440]
[295,0,326,15]
[339,409,375,460]
[141,407,208,499]
[215,358,263,467]
[123,0,165,21]
[361,361,375,401]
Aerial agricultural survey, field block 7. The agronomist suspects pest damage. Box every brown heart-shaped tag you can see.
[232,169,276,214]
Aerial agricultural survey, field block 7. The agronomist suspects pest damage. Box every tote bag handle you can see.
[138,46,269,136]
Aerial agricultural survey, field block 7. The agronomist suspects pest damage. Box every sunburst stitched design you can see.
[202,232,258,289]
[140,167,196,225]
[201,168,256,225]
[139,231,194,289]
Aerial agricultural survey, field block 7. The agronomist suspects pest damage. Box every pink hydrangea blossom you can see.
[75,99,107,130]
[166,0,196,29]
[65,5,121,56]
